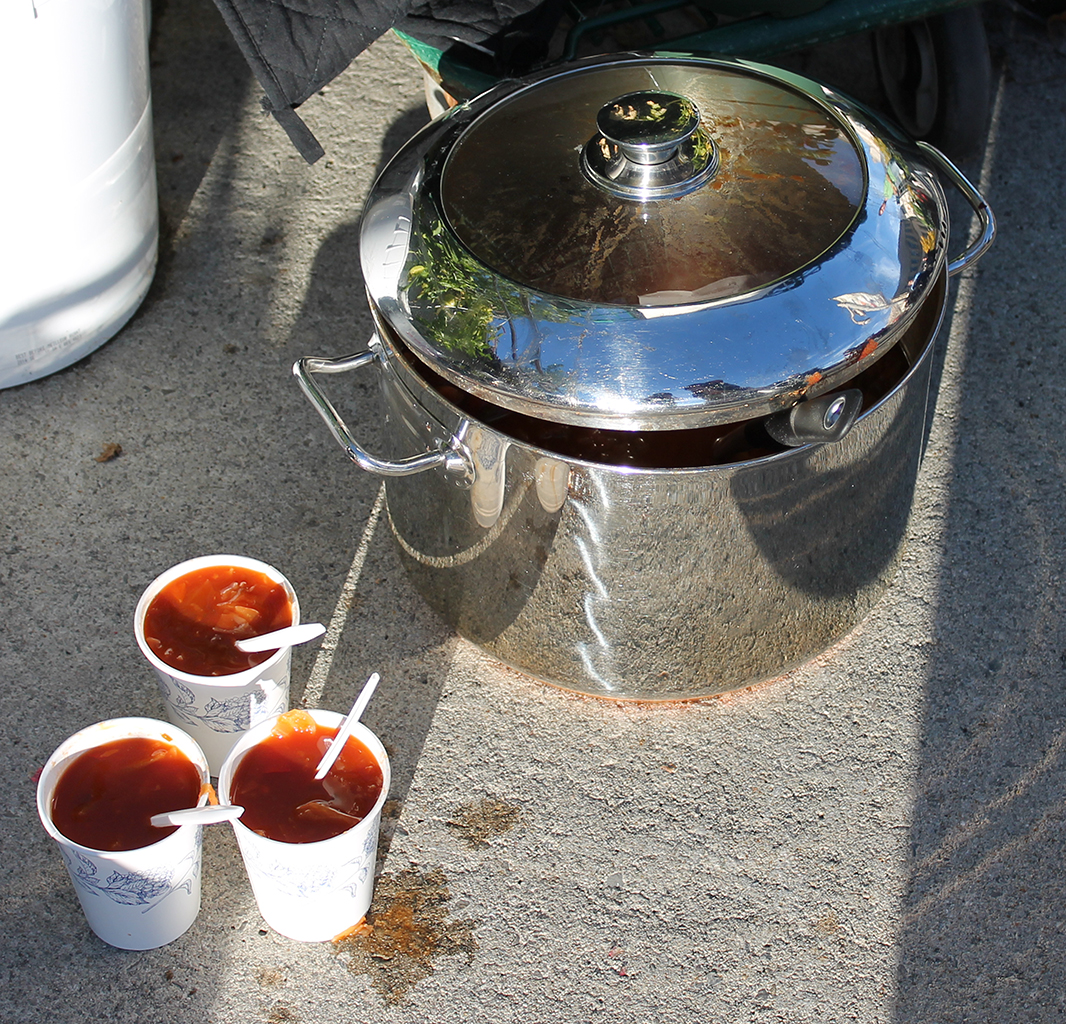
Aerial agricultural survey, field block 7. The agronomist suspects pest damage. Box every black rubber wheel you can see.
[873,5,992,159]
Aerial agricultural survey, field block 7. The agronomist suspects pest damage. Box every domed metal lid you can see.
[361,54,950,430]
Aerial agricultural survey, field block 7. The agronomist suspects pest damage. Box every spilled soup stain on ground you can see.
[446,796,523,848]
[333,867,477,1004]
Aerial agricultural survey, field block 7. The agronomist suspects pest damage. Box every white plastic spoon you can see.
[234,622,326,653]
[313,672,380,781]
[150,804,245,828]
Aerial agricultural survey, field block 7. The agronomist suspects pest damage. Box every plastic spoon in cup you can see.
[150,804,245,828]
[314,672,380,781]
[235,622,326,653]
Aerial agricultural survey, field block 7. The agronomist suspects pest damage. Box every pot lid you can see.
[361,55,950,430]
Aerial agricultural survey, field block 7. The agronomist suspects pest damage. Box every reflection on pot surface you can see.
[377,272,944,699]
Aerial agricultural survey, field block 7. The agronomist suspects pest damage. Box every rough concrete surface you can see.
[2,1,1065,1021]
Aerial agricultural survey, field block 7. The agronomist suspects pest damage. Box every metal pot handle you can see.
[916,141,996,276]
[293,343,474,480]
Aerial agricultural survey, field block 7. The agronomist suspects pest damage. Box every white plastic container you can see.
[0,0,158,389]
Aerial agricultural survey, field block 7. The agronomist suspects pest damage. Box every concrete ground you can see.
[2,1,1065,1020]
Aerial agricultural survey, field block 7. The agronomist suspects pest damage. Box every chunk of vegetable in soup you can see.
[51,737,202,851]
[231,710,383,844]
[144,565,293,675]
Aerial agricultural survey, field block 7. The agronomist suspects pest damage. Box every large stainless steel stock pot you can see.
[295,53,994,700]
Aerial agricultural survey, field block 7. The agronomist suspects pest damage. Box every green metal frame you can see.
[664,0,981,57]
[395,29,499,98]
[560,0,698,60]
[395,0,983,99]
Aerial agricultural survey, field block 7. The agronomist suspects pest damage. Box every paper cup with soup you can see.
[36,717,211,949]
[218,708,390,942]
[135,555,300,775]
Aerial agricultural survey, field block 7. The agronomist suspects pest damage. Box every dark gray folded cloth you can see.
[210,0,562,161]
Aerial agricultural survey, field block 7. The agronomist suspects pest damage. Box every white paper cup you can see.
[134,555,300,775]
[36,717,210,950]
[218,710,391,942]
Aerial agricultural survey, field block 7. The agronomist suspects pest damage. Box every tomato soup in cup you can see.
[135,555,301,775]
[142,563,293,677]
[218,709,390,942]
[51,735,203,851]
[36,718,210,949]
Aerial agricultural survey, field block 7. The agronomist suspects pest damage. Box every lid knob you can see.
[596,91,700,165]
[582,90,719,200]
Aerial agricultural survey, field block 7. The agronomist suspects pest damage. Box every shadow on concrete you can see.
[892,4,1066,1019]
[286,98,450,845]
[146,0,255,305]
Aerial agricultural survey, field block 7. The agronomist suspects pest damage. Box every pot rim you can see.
[370,262,948,474]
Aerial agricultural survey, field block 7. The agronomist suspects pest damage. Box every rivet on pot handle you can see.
[916,141,996,276]
[293,343,474,483]
[764,389,864,448]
